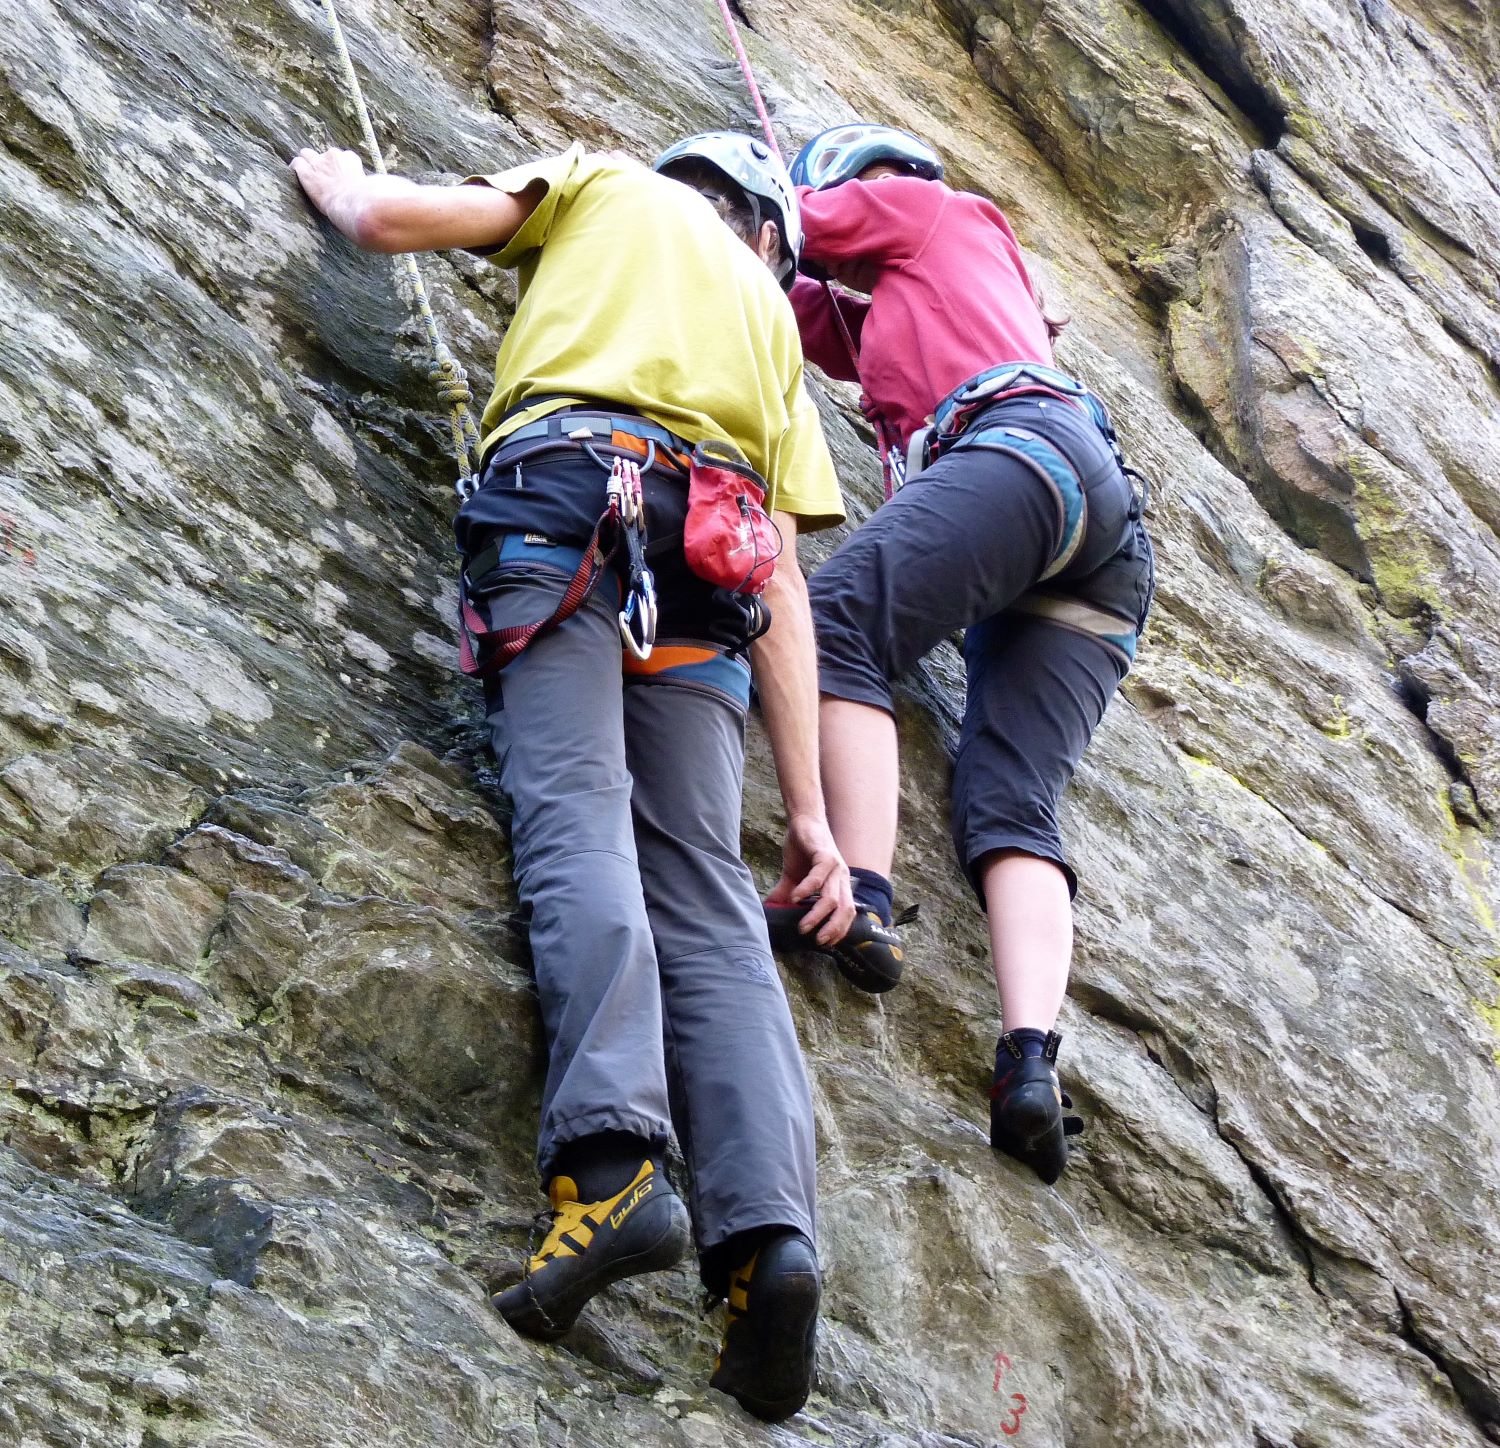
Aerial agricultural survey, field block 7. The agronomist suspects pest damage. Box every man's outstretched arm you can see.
[290,147,541,253]
[752,511,855,946]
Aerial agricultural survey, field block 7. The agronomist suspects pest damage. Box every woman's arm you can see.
[788,276,867,381]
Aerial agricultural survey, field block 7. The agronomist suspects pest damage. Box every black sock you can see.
[1003,1028,1051,1061]
[551,1131,659,1201]
[850,867,894,927]
[700,1223,806,1300]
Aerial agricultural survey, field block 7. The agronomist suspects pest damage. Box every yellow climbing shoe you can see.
[493,1160,690,1341]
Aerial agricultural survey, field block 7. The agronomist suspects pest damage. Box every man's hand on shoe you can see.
[768,815,854,947]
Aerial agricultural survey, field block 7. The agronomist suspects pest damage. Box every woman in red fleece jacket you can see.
[766,124,1155,1183]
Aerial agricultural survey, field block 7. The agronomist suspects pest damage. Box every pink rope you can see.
[714,0,782,160]
[712,0,876,478]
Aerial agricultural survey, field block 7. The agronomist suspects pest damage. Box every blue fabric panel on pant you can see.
[494,534,589,574]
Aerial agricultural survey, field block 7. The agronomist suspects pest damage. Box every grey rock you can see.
[0,868,85,957]
[1,0,1498,1444]
[79,864,225,970]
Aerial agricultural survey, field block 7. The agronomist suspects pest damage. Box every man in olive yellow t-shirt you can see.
[292,135,849,1423]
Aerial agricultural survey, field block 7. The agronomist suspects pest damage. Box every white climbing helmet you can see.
[654,131,803,289]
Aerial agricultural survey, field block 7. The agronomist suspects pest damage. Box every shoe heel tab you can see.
[547,1175,580,1207]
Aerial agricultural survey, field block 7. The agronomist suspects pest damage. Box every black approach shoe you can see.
[764,901,906,993]
[988,1031,1084,1185]
[494,1160,690,1340]
[710,1230,821,1422]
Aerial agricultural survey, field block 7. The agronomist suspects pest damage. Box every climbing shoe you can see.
[763,900,907,993]
[493,1160,690,1340]
[710,1230,821,1422]
[988,1031,1084,1185]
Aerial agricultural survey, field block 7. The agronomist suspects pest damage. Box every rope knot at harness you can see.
[427,357,475,407]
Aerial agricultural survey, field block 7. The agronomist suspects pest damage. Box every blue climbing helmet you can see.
[654,131,803,290]
[790,123,944,191]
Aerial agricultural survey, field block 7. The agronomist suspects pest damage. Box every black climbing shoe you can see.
[988,1031,1084,1185]
[493,1160,690,1340]
[764,900,905,993]
[710,1230,821,1422]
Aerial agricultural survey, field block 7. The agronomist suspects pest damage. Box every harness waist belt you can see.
[488,412,694,472]
[933,362,1096,437]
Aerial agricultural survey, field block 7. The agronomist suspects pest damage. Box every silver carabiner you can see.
[606,456,647,528]
[619,567,657,661]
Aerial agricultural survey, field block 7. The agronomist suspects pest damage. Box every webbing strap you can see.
[458,510,622,676]
[1008,593,1137,664]
[316,0,484,491]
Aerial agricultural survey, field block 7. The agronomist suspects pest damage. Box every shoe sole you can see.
[494,1194,691,1341]
[991,1081,1068,1184]
[765,905,903,994]
[729,1269,820,1420]
[711,1238,821,1423]
[830,939,901,993]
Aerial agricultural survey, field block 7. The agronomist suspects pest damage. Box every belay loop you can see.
[314,0,484,497]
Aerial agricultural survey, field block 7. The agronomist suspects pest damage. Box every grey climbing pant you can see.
[480,559,817,1262]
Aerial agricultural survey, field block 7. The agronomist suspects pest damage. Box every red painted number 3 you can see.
[992,1352,1027,1437]
[1000,1393,1028,1436]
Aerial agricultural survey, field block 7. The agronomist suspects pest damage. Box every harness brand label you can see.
[609,1177,653,1229]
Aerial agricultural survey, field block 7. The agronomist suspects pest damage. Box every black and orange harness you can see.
[456,411,684,677]
[456,409,778,678]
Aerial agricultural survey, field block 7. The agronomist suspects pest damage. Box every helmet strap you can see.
[744,188,764,243]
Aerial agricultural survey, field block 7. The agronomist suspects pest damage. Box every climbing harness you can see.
[454,408,679,672]
[927,362,1150,521]
[314,0,483,498]
[457,452,655,674]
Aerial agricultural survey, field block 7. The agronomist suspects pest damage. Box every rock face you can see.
[2,0,1498,1443]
